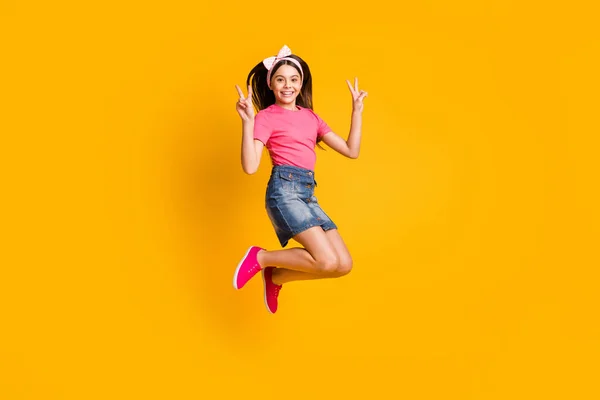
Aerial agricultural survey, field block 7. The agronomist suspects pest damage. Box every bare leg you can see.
[256,226,337,275]
[261,229,354,285]
[270,269,342,285]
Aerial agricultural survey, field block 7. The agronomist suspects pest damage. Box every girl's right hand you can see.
[235,84,255,122]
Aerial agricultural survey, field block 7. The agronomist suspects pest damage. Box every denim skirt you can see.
[265,165,337,248]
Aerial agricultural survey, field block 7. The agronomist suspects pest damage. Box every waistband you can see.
[271,164,315,176]
[270,165,317,185]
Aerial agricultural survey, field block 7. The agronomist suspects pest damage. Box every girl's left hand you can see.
[346,77,368,113]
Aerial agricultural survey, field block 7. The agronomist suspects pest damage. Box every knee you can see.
[315,256,352,276]
[335,257,353,277]
[316,256,340,274]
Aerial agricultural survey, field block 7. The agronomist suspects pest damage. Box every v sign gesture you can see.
[346,77,368,113]
[235,84,255,122]
[320,77,367,159]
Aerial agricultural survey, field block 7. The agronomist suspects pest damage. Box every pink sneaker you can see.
[233,246,264,289]
[262,267,282,314]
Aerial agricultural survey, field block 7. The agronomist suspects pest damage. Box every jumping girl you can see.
[232,45,367,314]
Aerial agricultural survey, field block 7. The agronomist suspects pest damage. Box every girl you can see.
[232,45,367,314]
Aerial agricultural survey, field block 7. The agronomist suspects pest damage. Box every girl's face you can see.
[270,64,302,108]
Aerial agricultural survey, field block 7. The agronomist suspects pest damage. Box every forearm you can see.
[346,110,363,158]
[241,120,259,174]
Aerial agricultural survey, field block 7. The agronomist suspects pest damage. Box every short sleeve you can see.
[253,111,272,145]
[313,111,332,139]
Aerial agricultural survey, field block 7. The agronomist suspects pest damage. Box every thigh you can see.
[324,229,352,266]
[293,226,338,262]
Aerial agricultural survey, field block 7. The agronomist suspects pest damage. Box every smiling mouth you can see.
[280,91,295,97]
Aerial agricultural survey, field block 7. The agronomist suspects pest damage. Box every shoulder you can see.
[257,104,279,115]
[300,107,327,123]
[255,105,278,123]
[298,106,318,117]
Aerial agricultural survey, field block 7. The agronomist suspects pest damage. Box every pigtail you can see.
[246,62,273,112]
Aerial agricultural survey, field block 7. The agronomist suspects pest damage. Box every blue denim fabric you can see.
[265,165,337,247]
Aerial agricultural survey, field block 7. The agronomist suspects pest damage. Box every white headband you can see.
[263,45,304,89]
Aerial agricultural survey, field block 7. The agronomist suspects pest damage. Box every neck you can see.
[275,101,298,111]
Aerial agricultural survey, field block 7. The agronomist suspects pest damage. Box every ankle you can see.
[257,249,267,268]
[271,268,283,286]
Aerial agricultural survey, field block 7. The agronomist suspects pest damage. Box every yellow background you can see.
[2,1,599,398]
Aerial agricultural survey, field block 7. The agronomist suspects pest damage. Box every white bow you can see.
[263,45,292,70]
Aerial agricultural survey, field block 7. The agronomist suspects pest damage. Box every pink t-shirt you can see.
[253,104,332,171]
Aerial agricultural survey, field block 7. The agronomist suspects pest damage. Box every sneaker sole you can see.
[232,246,254,290]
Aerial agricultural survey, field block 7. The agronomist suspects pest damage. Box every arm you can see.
[241,120,264,174]
[236,84,264,174]
[321,110,363,159]
[321,77,368,159]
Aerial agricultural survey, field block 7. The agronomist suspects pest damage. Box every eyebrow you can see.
[273,74,300,79]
